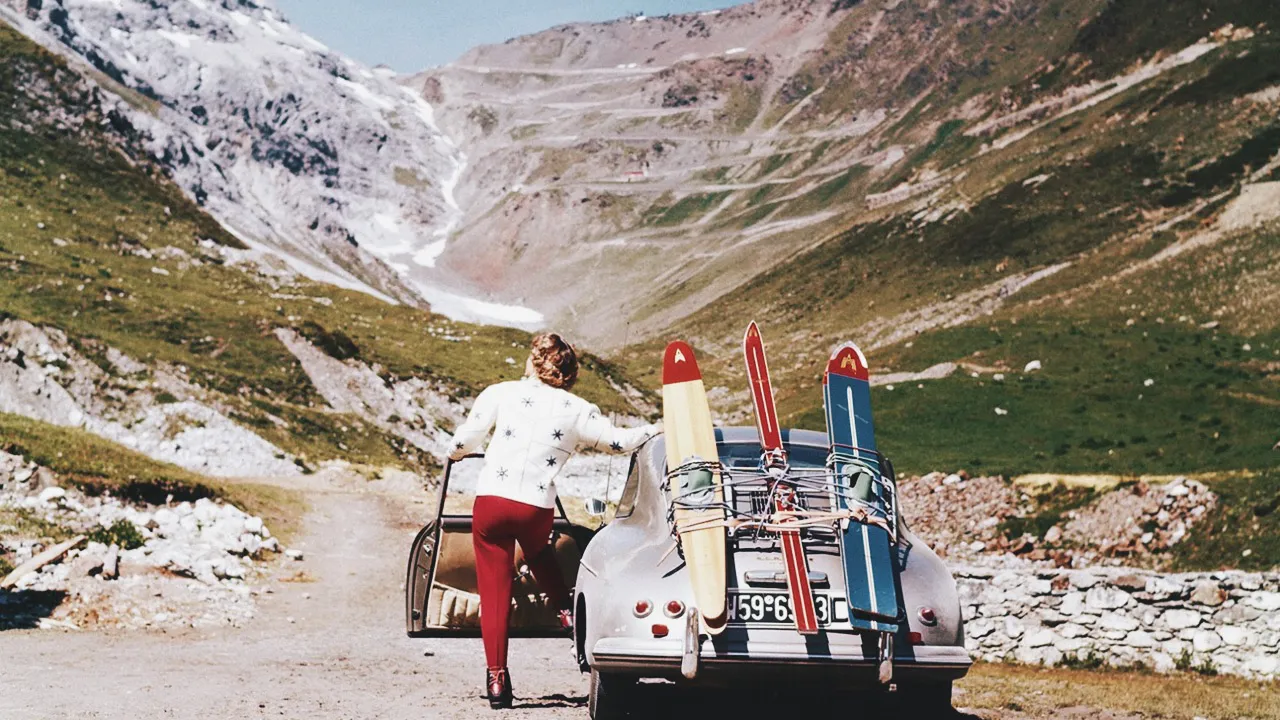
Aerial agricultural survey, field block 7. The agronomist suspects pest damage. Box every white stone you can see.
[1125,630,1157,648]
[1070,573,1101,589]
[1244,592,1280,611]
[1151,651,1176,673]
[38,486,67,503]
[1244,655,1279,677]
[1218,626,1251,646]
[1145,576,1184,599]
[1014,645,1061,666]
[1058,623,1089,638]
[1086,586,1130,610]
[1024,360,1042,372]
[1054,637,1090,653]
[1099,613,1141,631]
[1059,592,1085,615]
[1024,628,1056,648]
[1003,617,1025,639]
[1192,630,1223,652]
[1163,609,1202,630]
[967,619,995,638]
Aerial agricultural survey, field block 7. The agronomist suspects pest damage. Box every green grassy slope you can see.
[617,4,1279,486]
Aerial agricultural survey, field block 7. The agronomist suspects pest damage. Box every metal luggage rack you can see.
[660,449,900,554]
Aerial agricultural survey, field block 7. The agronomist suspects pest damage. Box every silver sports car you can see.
[406,427,970,718]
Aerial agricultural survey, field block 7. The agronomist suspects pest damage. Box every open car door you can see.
[406,454,597,637]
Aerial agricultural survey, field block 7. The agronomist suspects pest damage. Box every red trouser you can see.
[472,494,571,670]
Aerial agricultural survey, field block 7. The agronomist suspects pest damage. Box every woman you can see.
[448,332,660,709]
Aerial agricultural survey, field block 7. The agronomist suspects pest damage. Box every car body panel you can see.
[576,427,970,685]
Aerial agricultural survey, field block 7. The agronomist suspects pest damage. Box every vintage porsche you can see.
[406,427,970,718]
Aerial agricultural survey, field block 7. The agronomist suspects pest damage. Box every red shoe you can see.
[486,667,513,709]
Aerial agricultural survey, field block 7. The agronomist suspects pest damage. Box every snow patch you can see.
[412,282,544,330]
[156,30,195,49]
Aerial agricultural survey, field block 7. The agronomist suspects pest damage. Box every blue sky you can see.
[273,0,743,72]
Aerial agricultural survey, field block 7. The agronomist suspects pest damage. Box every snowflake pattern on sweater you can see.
[447,376,660,508]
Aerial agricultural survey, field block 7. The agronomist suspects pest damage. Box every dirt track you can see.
[0,476,1113,720]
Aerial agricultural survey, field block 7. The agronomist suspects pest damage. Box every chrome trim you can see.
[744,570,830,588]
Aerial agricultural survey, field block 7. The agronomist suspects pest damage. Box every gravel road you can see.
[0,476,988,719]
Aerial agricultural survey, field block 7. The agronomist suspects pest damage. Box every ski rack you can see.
[825,447,900,545]
[660,455,898,556]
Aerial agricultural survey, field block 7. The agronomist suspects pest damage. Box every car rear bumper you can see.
[591,637,971,683]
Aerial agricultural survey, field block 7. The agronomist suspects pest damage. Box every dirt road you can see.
[0,476,599,719]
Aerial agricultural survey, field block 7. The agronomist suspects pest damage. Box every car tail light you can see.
[651,623,669,638]
[909,631,925,646]
[917,606,938,626]
[633,600,653,618]
[664,600,685,618]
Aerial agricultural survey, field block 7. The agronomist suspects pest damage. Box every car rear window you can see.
[717,442,828,470]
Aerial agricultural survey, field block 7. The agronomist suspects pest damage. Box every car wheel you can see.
[893,682,953,716]
[588,668,634,720]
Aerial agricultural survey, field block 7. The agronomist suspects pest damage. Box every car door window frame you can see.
[614,452,642,519]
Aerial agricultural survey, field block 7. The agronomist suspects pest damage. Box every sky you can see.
[273,0,744,73]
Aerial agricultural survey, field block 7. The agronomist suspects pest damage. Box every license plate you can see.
[727,591,839,625]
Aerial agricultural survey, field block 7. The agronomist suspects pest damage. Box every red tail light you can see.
[651,623,669,638]
[664,600,686,618]
[909,631,925,646]
[917,606,937,626]
[633,600,653,618]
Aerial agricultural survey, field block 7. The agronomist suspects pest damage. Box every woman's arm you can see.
[576,404,661,455]
[447,385,501,460]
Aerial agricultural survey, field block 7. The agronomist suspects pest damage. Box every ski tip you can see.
[663,340,703,384]
[827,342,870,381]
[743,320,761,344]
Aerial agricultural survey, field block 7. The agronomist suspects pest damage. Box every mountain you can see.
[3,0,1276,484]
[411,0,1279,476]
[0,19,650,489]
[0,0,546,326]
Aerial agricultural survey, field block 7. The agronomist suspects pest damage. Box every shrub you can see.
[86,518,145,550]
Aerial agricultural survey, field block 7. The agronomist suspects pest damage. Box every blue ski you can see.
[824,342,900,632]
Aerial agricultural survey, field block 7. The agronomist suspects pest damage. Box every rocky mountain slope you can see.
[414,0,1277,344]
[0,21,651,495]
[0,0,546,326]
[410,0,1279,480]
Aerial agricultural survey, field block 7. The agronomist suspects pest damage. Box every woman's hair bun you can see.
[530,332,579,390]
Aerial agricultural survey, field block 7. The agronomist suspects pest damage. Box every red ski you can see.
[743,321,819,635]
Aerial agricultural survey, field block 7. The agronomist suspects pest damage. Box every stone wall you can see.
[956,566,1280,679]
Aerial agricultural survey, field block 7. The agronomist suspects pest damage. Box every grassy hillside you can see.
[0,22,652,486]
[615,3,1278,487]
